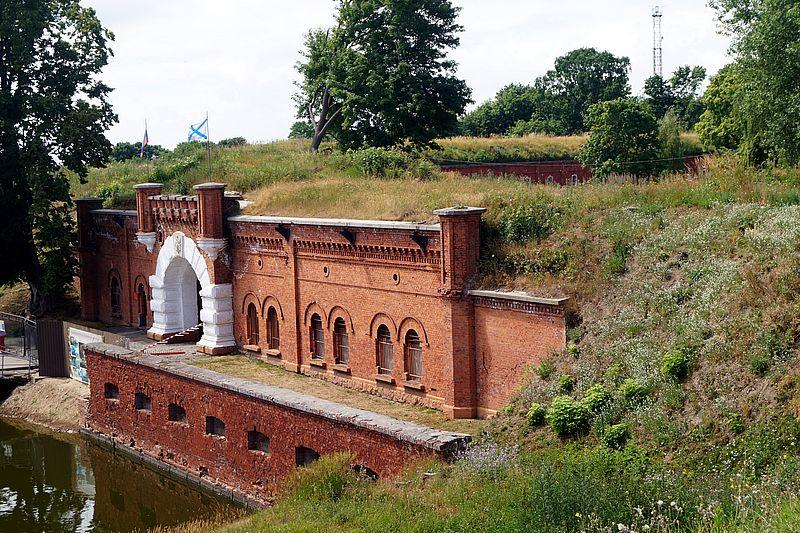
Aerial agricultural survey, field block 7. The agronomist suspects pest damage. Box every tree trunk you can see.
[307,84,341,153]
[24,235,50,317]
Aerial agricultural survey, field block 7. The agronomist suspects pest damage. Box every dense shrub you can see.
[95,180,136,209]
[218,137,247,148]
[527,403,546,427]
[661,350,691,381]
[558,374,575,393]
[502,248,571,277]
[349,147,411,177]
[535,359,556,380]
[498,198,563,244]
[547,396,591,437]
[601,423,631,449]
[618,378,649,406]
[567,342,580,359]
[582,384,613,414]
[749,353,770,375]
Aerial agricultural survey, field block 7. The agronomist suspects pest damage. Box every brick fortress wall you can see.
[77,184,568,417]
[85,345,469,504]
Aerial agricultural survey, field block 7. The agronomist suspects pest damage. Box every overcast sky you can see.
[85,0,731,148]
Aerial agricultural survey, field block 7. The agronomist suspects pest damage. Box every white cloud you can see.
[85,0,731,147]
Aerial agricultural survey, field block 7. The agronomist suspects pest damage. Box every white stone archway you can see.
[148,232,235,354]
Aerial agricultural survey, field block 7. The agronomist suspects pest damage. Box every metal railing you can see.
[0,312,38,380]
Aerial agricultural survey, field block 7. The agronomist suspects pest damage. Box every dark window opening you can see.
[404,329,423,382]
[376,325,393,374]
[104,383,119,400]
[205,416,226,437]
[247,430,270,453]
[246,302,259,345]
[110,276,122,319]
[295,446,320,467]
[168,403,187,424]
[134,392,152,411]
[333,317,349,365]
[267,306,280,350]
[137,283,148,328]
[310,314,324,359]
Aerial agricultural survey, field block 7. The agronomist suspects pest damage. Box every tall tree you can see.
[295,0,471,151]
[643,65,706,127]
[695,64,743,151]
[460,84,538,136]
[0,1,116,314]
[294,29,347,152]
[710,0,800,164]
[535,48,631,134]
[577,99,661,178]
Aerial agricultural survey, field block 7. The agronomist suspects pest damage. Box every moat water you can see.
[0,418,239,532]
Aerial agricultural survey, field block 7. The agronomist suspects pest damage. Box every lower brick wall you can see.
[85,345,470,504]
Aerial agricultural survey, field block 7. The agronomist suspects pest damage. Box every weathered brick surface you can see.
[472,292,567,414]
[78,186,568,417]
[85,345,469,502]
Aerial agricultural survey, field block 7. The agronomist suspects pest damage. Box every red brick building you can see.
[77,182,567,418]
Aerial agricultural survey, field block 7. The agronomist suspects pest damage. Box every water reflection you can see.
[0,419,237,532]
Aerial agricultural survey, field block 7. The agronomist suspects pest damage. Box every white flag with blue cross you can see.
[188,117,209,141]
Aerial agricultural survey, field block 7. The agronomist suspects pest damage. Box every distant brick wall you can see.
[85,346,469,503]
[442,161,591,185]
[442,156,709,186]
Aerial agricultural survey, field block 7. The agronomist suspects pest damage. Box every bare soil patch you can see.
[0,377,89,432]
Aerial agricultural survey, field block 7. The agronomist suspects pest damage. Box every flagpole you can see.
[204,111,212,182]
[144,119,150,177]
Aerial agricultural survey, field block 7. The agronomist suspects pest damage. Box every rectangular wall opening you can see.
[247,430,270,453]
[103,383,119,400]
[168,403,187,424]
[295,446,320,467]
[205,416,226,437]
[134,392,152,411]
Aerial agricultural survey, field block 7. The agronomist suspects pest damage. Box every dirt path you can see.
[0,377,89,432]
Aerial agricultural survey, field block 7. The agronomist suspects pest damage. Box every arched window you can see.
[404,330,423,382]
[246,303,259,344]
[310,314,324,359]
[136,283,148,328]
[110,275,122,319]
[266,306,280,350]
[376,325,393,375]
[333,317,349,365]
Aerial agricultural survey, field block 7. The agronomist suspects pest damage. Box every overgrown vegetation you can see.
[77,139,800,530]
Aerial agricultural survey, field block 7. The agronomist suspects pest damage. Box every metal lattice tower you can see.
[652,4,663,77]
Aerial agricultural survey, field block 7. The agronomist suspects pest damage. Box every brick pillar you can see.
[134,183,163,252]
[194,182,226,239]
[433,207,486,419]
[76,198,104,321]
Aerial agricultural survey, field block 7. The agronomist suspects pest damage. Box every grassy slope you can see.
[77,140,800,531]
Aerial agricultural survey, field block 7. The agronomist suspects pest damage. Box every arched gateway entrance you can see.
[147,232,236,354]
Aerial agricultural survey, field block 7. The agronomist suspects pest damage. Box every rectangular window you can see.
[168,403,187,424]
[134,392,152,411]
[247,430,270,453]
[333,321,349,365]
[205,416,226,437]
